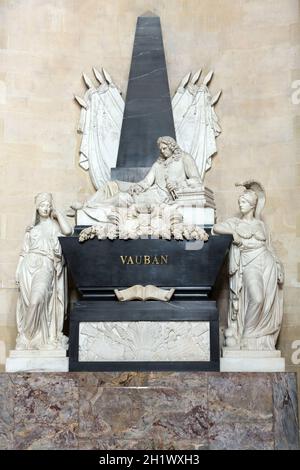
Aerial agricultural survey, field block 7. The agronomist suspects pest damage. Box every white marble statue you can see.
[172,69,222,181]
[74,68,221,188]
[75,67,124,189]
[15,193,72,351]
[212,181,284,351]
[73,136,205,222]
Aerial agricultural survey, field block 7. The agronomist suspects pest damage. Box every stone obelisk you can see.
[111,12,175,182]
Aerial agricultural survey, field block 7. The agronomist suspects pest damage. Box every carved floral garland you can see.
[79,205,209,242]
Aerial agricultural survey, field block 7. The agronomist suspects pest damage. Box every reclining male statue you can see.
[72,136,204,217]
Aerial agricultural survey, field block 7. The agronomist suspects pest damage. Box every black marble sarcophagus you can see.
[60,233,231,371]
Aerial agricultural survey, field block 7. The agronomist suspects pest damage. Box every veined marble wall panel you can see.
[0,372,298,450]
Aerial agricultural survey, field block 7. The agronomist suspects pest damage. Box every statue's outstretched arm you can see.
[212,218,241,246]
[212,222,234,236]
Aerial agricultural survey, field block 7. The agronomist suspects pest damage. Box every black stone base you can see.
[69,300,219,372]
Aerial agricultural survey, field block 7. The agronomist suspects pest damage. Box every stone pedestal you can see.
[70,300,219,371]
[5,350,69,372]
[178,205,215,226]
[220,348,285,372]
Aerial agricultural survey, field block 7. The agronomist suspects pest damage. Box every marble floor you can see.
[0,372,298,450]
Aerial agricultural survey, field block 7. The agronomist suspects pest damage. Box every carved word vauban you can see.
[120,255,169,265]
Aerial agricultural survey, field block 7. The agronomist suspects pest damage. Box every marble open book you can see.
[114,285,175,302]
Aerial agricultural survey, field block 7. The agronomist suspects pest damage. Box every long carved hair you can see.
[156,136,183,163]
